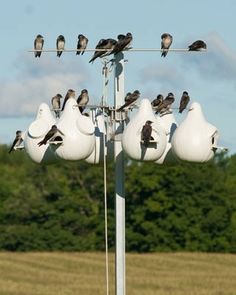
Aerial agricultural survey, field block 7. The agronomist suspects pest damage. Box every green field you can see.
[0,252,236,295]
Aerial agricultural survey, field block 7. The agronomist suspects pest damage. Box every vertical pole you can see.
[114,52,125,295]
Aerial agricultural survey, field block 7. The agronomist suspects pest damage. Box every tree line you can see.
[0,144,236,252]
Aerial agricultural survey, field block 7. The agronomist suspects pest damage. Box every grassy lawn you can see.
[0,252,236,295]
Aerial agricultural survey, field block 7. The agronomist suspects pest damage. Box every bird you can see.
[89,38,117,63]
[51,94,62,118]
[61,89,76,111]
[109,32,133,55]
[188,40,207,51]
[76,34,88,55]
[179,91,190,113]
[9,130,23,153]
[38,125,64,146]
[151,94,164,110]
[56,35,65,57]
[77,89,89,113]
[116,90,140,111]
[161,33,173,57]
[156,92,175,114]
[141,120,154,147]
[34,34,44,58]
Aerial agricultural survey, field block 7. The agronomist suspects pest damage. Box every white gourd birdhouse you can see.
[156,112,178,164]
[54,98,95,161]
[171,102,219,163]
[122,99,167,161]
[24,103,57,164]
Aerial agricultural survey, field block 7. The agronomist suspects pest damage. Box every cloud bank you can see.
[0,53,90,117]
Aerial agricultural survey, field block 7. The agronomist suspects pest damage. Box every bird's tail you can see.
[161,50,168,57]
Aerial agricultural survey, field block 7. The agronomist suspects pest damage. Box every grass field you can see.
[0,252,236,295]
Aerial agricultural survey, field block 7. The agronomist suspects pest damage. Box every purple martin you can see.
[141,120,154,147]
[89,38,117,63]
[117,90,140,111]
[76,34,88,55]
[161,33,173,57]
[56,35,65,57]
[151,94,164,111]
[110,32,133,55]
[156,92,175,114]
[61,89,76,111]
[51,93,62,118]
[77,89,89,113]
[9,130,23,153]
[188,40,207,51]
[179,91,190,113]
[34,34,44,58]
[38,125,64,146]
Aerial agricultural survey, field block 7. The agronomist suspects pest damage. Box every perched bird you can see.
[61,89,76,111]
[51,94,62,118]
[56,35,65,57]
[117,90,140,111]
[151,94,164,110]
[109,32,133,55]
[124,92,132,102]
[157,92,175,114]
[161,33,173,57]
[77,89,89,113]
[179,91,190,113]
[141,120,154,147]
[34,34,44,58]
[38,125,64,146]
[188,40,207,51]
[89,38,117,63]
[76,34,88,55]
[9,130,23,153]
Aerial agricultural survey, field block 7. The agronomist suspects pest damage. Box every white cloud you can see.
[180,32,236,82]
[0,53,90,117]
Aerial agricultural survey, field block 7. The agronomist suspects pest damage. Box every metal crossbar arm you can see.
[28,48,207,53]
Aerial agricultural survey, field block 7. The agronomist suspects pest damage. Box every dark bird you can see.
[89,38,117,63]
[61,89,76,111]
[56,35,65,57]
[161,33,173,57]
[109,32,133,55]
[9,130,23,153]
[151,94,164,110]
[51,94,62,118]
[116,90,140,111]
[76,34,88,55]
[77,89,89,113]
[34,34,44,58]
[38,125,64,146]
[141,120,154,147]
[179,91,190,113]
[157,92,175,114]
[188,40,207,51]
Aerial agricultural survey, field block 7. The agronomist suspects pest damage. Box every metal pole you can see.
[114,52,125,295]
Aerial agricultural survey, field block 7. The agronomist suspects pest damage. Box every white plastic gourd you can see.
[171,102,219,162]
[122,99,167,161]
[55,98,95,161]
[24,103,57,164]
[156,112,178,164]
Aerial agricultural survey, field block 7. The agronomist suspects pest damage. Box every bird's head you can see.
[133,90,140,95]
[127,32,132,38]
[37,34,43,39]
[16,130,22,135]
[146,120,153,125]
[57,94,62,98]
[81,89,88,94]
[183,91,188,95]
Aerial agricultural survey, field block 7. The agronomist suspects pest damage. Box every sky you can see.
[0,0,235,154]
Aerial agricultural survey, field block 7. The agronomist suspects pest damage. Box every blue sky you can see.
[0,0,236,154]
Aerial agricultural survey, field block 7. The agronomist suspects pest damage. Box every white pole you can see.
[114,52,125,295]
